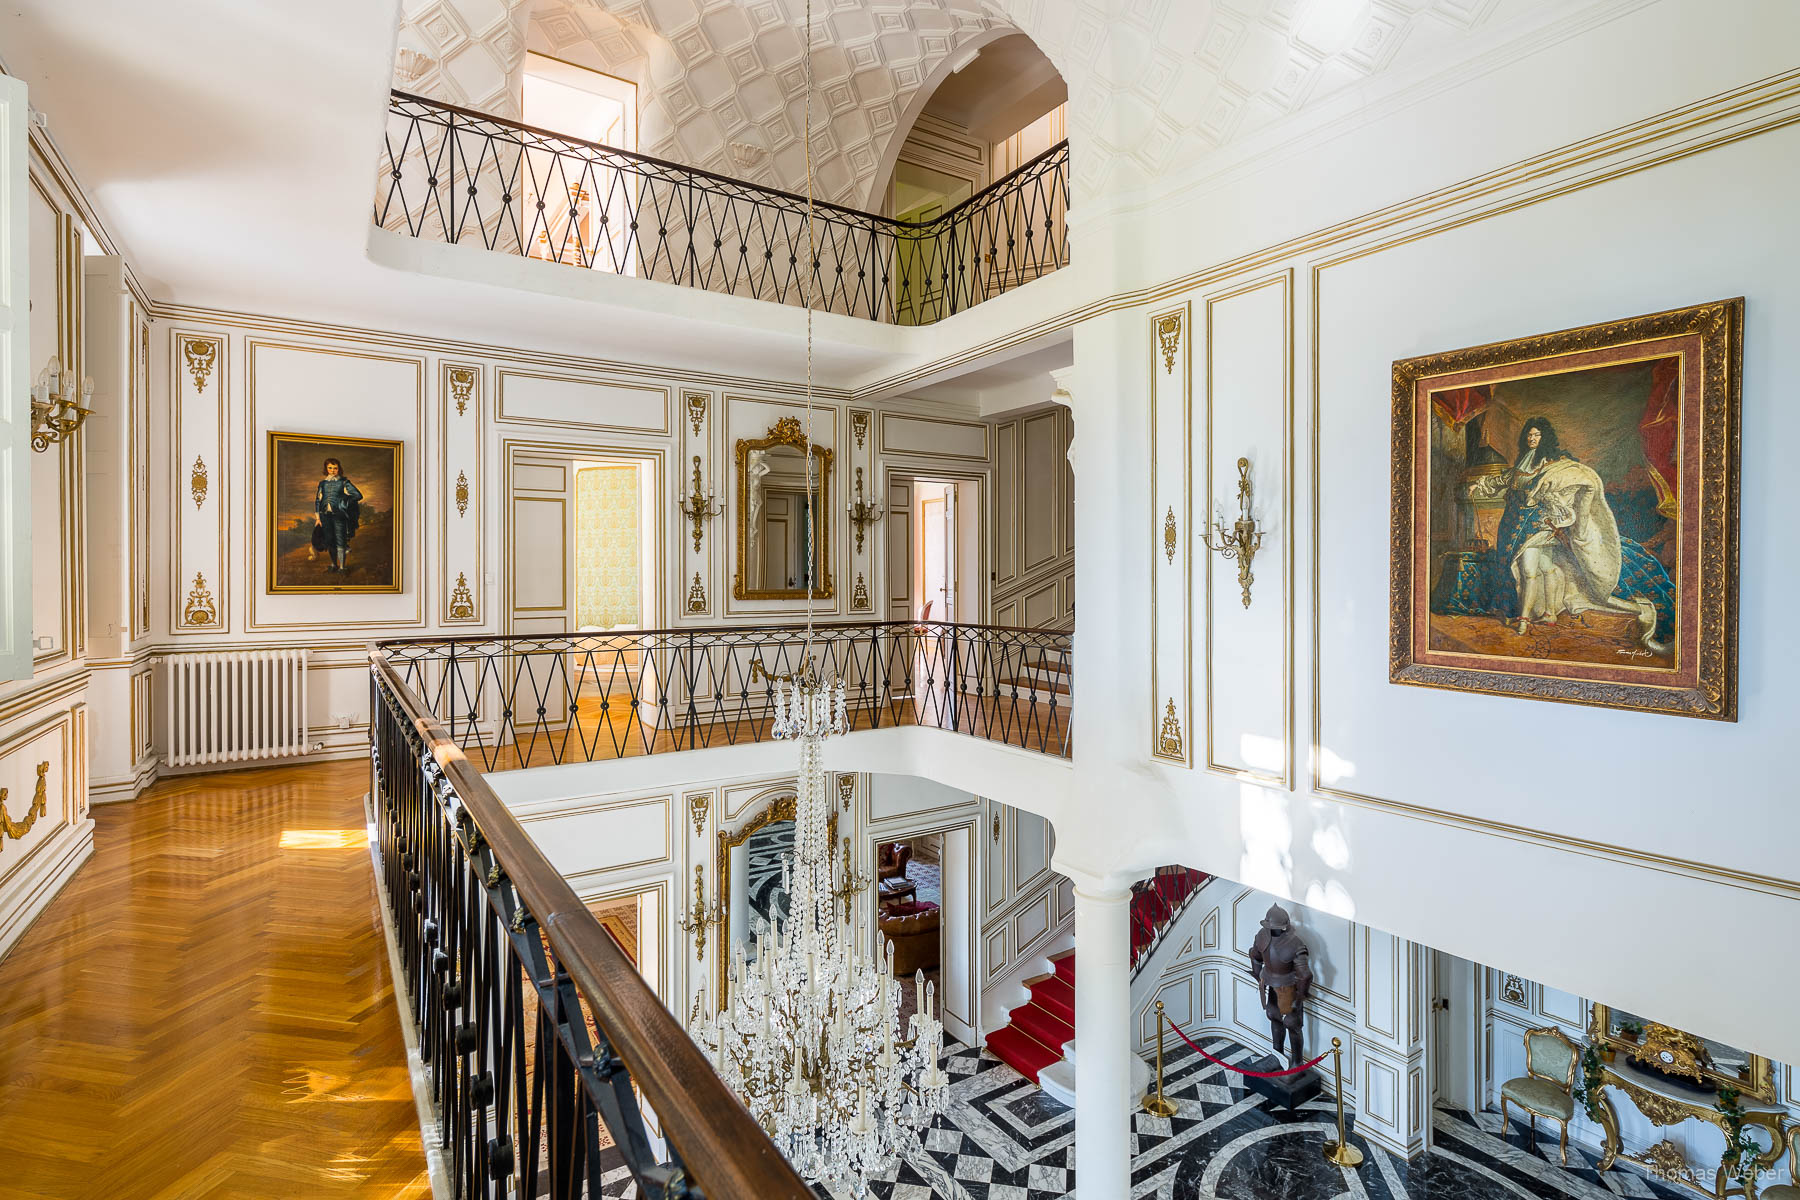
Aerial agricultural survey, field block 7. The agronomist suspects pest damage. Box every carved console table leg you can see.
[1596,1092,1622,1172]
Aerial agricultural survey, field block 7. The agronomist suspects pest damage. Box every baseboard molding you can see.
[0,818,95,962]
[89,758,159,805]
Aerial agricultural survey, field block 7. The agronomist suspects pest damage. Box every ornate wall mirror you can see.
[734,416,834,600]
[715,792,836,1009]
[1588,1004,1775,1101]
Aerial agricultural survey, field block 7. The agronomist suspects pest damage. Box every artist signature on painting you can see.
[1616,648,1654,658]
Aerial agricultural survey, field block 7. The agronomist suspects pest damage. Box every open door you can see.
[0,76,29,682]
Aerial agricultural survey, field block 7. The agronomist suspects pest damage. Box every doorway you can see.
[876,831,945,1030]
[887,473,982,624]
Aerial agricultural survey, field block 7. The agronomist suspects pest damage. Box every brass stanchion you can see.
[1322,1036,1364,1168]
[1141,1000,1177,1117]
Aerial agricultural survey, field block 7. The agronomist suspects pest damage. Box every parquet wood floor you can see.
[0,760,432,1200]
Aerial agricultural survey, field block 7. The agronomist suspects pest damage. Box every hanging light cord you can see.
[801,0,819,674]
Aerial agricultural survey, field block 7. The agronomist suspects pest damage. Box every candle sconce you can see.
[675,864,727,961]
[29,357,94,452]
[1202,456,1265,609]
[845,467,885,554]
[830,835,871,923]
[676,455,722,553]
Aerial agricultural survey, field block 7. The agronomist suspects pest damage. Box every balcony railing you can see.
[375,620,1072,772]
[369,655,811,1199]
[376,90,1070,325]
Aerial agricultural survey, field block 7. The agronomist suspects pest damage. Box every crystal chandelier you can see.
[691,674,948,1195]
[685,5,947,1188]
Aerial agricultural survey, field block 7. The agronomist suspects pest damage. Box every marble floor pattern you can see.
[600,1034,1695,1199]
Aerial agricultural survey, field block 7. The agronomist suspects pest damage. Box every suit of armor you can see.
[1248,903,1312,1067]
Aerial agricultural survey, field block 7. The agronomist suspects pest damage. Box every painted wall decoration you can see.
[575,464,641,630]
[1391,299,1740,719]
[266,432,404,593]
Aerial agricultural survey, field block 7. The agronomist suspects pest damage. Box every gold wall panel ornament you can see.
[182,573,217,627]
[1158,699,1185,759]
[851,572,870,611]
[189,456,208,509]
[836,775,853,811]
[686,392,707,437]
[1163,506,1177,564]
[448,572,476,621]
[1202,457,1264,609]
[992,813,1001,843]
[851,409,869,449]
[0,762,50,848]
[688,793,709,837]
[686,572,708,614]
[447,366,477,416]
[455,470,470,517]
[182,338,217,392]
[1499,974,1527,1006]
[1156,313,1182,374]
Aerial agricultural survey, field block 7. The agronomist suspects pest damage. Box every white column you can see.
[1074,884,1133,1200]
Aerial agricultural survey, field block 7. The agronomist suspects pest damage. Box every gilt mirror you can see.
[1588,1004,1774,1101]
[734,417,833,600]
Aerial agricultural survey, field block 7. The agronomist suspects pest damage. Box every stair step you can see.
[1012,1001,1074,1050]
[985,1025,1063,1083]
[1053,951,1075,983]
[997,675,1071,696]
[1030,975,1074,1025]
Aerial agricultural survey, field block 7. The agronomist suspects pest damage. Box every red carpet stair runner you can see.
[984,867,1209,1083]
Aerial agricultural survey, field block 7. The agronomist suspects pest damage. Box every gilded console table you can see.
[1593,1059,1788,1197]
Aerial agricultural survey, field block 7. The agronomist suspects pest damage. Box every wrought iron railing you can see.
[376,90,1070,324]
[370,655,812,1200]
[1130,866,1210,977]
[376,620,1072,772]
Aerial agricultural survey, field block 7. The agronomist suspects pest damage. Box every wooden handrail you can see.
[372,651,812,1199]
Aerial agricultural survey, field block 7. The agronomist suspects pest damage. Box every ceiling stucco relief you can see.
[394,0,1584,210]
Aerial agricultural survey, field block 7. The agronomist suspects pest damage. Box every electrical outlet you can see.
[335,714,352,730]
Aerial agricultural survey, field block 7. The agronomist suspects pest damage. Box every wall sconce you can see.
[846,466,885,553]
[29,357,93,452]
[830,835,871,923]
[676,455,721,553]
[675,864,726,961]
[1202,456,1265,609]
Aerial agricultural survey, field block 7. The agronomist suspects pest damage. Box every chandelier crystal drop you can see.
[690,677,949,1196]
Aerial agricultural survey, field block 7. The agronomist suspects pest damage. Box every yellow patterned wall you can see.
[575,465,641,630]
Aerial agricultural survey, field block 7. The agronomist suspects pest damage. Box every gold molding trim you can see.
[1158,698,1185,760]
[851,571,870,612]
[182,572,217,627]
[687,792,709,837]
[1150,300,1192,766]
[0,763,50,848]
[455,469,470,517]
[686,391,707,437]
[851,409,869,449]
[835,774,853,811]
[189,456,208,508]
[686,571,707,614]
[1163,505,1177,564]
[448,572,476,621]
[182,337,216,392]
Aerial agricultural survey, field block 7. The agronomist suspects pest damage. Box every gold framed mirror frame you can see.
[1587,1004,1775,1102]
[733,416,834,600]
[714,792,837,1009]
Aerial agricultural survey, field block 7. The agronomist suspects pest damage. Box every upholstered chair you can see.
[1500,1025,1580,1165]
[878,903,940,976]
[1759,1124,1799,1200]
[877,842,913,883]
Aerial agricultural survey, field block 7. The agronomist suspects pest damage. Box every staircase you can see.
[985,868,1210,1084]
[995,652,1072,705]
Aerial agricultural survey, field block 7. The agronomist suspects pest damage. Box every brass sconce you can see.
[675,864,726,961]
[1202,457,1265,608]
[829,835,871,923]
[845,467,885,553]
[29,357,93,452]
[676,455,722,553]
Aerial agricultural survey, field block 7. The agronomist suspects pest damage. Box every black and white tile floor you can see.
[601,1035,1693,1200]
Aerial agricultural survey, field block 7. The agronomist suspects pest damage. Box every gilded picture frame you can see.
[1390,299,1740,719]
[267,431,404,594]
[1587,1004,1774,1102]
[733,416,834,601]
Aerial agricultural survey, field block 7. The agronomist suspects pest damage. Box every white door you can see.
[1430,951,1479,1120]
[0,77,30,681]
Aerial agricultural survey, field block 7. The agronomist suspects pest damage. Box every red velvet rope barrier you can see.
[1165,1017,1331,1078]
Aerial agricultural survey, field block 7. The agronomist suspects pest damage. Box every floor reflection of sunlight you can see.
[1237,783,1293,894]
[279,829,369,849]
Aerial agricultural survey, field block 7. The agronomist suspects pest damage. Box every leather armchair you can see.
[1500,1025,1579,1165]
[879,903,940,976]
[877,842,913,883]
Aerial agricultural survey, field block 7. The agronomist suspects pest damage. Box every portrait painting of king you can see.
[1390,300,1739,720]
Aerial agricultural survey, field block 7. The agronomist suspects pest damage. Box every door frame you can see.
[867,816,980,1046]
[501,436,668,635]
[1428,949,1484,1124]
[881,465,988,625]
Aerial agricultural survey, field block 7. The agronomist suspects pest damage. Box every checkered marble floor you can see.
[599,1036,1695,1200]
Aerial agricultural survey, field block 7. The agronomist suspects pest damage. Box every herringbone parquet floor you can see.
[0,760,432,1200]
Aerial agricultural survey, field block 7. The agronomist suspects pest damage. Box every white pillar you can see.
[1074,884,1133,1200]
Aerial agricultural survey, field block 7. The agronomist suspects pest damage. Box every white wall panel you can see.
[497,369,670,435]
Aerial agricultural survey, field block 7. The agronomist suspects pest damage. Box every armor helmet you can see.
[1262,903,1290,931]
